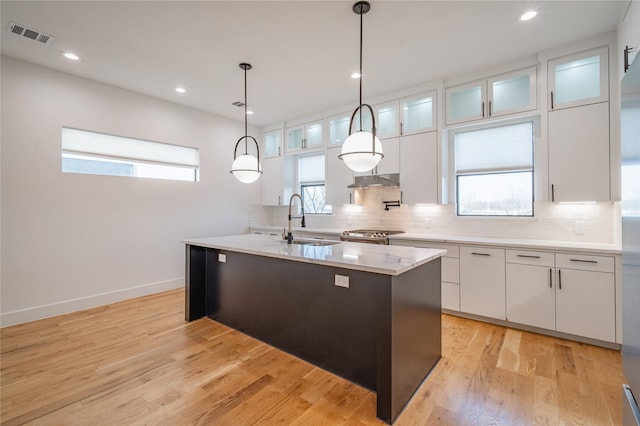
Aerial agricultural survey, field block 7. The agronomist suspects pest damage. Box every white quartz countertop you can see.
[185,234,445,276]
[249,226,621,255]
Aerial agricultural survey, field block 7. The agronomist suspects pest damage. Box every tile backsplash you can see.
[249,188,621,245]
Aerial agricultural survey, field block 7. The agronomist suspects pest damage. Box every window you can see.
[61,127,199,182]
[298,154,330,214]
[455,121,534,216]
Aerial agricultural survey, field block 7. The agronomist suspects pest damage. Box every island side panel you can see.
[379,258,443,423]
[207,248,389,390]
[185,245,207,321]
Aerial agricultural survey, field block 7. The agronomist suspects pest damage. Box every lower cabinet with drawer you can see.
[460,246,506,320]
[506,250,615,342]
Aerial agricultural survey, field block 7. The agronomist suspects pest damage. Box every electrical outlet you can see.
[335,274,349,288]
[574,221,585,235]
[218,253,226,263]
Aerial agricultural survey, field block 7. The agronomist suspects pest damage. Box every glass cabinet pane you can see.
[329,114,350,145]
[491,74,530,114]
[448,83,483,124]
[554,55,600,105]
[402,94,434,133]
[287,127,303,150]
[306,122,323,147]
[376,103,398,138]
[264,130,281,157]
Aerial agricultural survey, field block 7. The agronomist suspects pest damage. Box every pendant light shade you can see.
[339,1,383,173]
[230,63,262,183]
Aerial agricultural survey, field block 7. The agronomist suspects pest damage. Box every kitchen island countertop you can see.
[185,233,445,276]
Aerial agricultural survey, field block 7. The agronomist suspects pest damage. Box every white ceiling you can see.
[1,1,628,127]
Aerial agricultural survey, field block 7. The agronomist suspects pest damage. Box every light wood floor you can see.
[1,289,626,425]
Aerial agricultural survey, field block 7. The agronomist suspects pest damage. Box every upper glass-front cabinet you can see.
[401,91,436,135]
[286,120,324,152]
[446,66,537,125]
[376,101,399,138]
[548,46,608,110]
[328,113,350,146]
[263,129,282,158]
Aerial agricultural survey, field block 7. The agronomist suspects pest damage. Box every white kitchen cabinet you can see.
[400,91,436,135]
[548,46,608,110]
[261,155,283,206]
[399,131,438,205]
[328,112,351,147]
[325,146,354,206]
[376,101,399,139]
[555,252,615,342]
[263,129,282,159]
[286,120,324,152]
[445,66,536,125]
[506,250,556,330]
[353,137,400,177]
[548,101,610,202]
[460,246,506,320]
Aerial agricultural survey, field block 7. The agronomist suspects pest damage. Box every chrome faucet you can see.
[286,193,306,244]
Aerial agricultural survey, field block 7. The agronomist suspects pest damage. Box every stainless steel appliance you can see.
[621,52,640,426]
[340,229,404,245]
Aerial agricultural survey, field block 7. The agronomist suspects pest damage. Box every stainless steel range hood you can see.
[348,173,400,189]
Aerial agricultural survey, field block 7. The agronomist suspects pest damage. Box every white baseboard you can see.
[0,278,184,327]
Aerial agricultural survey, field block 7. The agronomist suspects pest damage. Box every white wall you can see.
[0,56,260,326]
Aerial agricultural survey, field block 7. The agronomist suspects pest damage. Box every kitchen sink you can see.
[281,239,340,246]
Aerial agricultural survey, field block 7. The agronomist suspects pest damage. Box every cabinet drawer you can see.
[442,257,460,284]
[506,250,554,267]
[556,253,614,273]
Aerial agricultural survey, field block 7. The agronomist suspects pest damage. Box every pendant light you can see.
[230,63,262,183]
[339,1,383,173]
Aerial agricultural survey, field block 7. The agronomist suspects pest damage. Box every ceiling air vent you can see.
[7,22,55,46]
[232,101,246,107]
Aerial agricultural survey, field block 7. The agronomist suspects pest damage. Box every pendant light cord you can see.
[358,9,363,130]
[244,66,248,155]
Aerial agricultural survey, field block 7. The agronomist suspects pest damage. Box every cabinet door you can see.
[548,46,609,110]
[399,132,438,204]
[376,101,399,139]
[506,263,556,330]
[261,156,283,206]
[305,120,324,149]
[325,147,353,206]
[460,246,506,320]
[555,268,615,342]
[328,113,351,147]
[263,129,281,158]
[442,282,460,311]
[401,92,436,135]
[376,137,400,175]
[488,66,536,118]
[548,101,610,202]
[445,80,486,125]
[286,126,304,152]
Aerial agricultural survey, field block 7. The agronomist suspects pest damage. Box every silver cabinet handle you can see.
[471,252,490,256]
[517,254,541,259]
[558,269,562,290]
[549,268,553,288]
[488,100,492,117]
[481,101,485,118]
[550,91,554,109]
[569,259,598,264]
[551,184,555,202]
[400,122,404,135]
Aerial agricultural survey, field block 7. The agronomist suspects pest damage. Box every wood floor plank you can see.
[0,290,627,425]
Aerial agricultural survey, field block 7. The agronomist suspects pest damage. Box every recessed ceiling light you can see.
[175,87,186,94]
[246,110,254,115]
[63,52,80,61]
[350,72,361,79]
[520,10,537,21]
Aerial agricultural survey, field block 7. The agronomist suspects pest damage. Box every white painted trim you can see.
[0,278,183,328]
